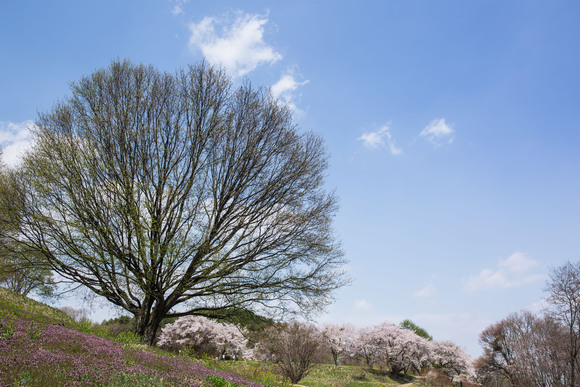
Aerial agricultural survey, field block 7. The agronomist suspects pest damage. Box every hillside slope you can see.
[0,287,262,386]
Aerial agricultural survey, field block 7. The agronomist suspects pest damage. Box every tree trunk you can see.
[143,318,162,346]
[135,303,166,346]
[332,351,339,366]
[570,325,575,387]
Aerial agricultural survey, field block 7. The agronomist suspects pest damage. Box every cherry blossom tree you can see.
[321,323,355,366]
[377,322,432,375]
[350,325,385,370]
[351,321,433,375]
[157,315,250,359]
[431,340,474,380]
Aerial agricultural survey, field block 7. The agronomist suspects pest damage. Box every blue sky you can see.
[1,1,579,357]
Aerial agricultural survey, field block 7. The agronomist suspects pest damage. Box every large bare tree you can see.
[9,60,347,344]
[546,261,580,387]
[476,311,568,387]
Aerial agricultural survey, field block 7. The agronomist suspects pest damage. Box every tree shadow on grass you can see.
[387,372,414,384]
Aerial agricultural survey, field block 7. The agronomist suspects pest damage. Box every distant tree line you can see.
[156,316,474,384]
[475,261,580,387]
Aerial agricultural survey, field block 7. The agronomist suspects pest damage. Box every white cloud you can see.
[465,252,545,292]
[170,0,188,16]
[0,121,35,167]
[270,70,309,112]
[419,118,454,146]
[357,125,402,155]
[413,284,436,299]
[188,11,282,77]
[354,299,373,312]
[271,73,308,99]
[171,6,184,15]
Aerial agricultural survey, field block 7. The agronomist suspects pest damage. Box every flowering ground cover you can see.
[0,315,263,386]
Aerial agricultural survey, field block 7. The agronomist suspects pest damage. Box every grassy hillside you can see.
[0,287,266,386]
[0,287,75,327]
[0,287,461,387]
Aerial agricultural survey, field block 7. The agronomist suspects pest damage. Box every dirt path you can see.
[400,375,425,386]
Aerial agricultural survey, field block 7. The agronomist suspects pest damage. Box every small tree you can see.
[321,323,355,366]
[0,249,57,297]
[259,321,322,384]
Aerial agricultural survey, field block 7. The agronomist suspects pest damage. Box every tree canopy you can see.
[8,59,347,344]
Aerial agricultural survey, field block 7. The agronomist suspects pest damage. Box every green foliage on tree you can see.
[400,319,433,341]
[0,152,56,298]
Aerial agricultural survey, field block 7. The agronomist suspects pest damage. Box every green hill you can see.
[0,286,265,386]
[0,287,75,326]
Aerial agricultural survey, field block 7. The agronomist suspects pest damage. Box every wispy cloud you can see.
[171,6,184,16]
[413,284,436,299]
[188,11,282,77]
[357,125,402,155]
[465,252,545,292]
[170,0,189,16]
[419,118,454,146]
[354,299,374,312]
[0,121,35,167]
[270,70,309,112]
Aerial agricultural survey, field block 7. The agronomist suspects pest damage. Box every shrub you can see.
[205,375,239,387]
[257,321,322,384]
[75,317,109,337]
[102,315,135,337]
[115,330,142,346]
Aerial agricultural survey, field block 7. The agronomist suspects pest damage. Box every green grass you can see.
[185,358,291,387]
[0,287,75,327]
[211,361,456,387]
[299,364,400,386]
